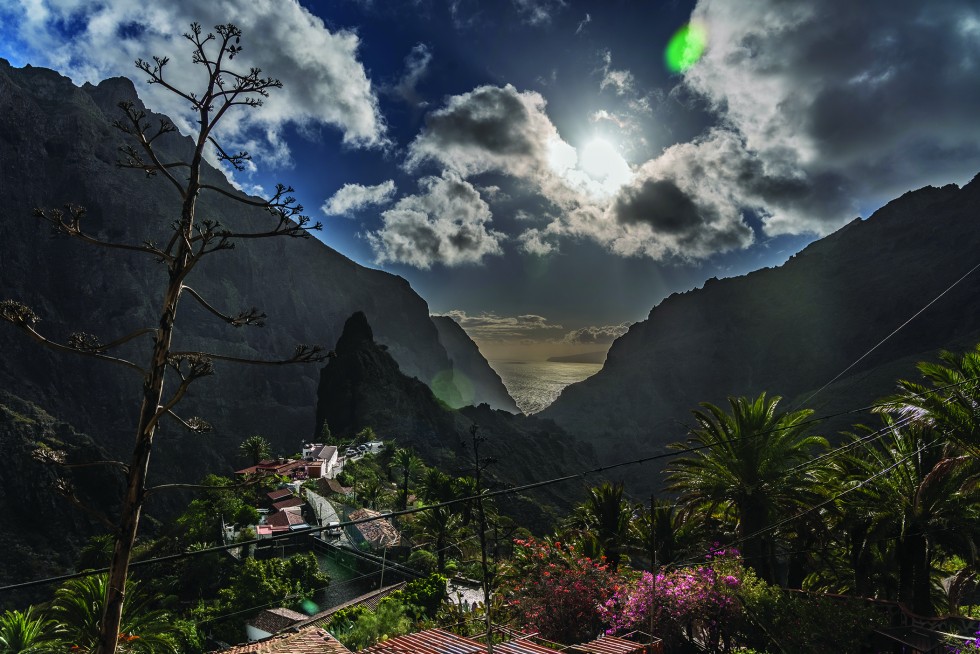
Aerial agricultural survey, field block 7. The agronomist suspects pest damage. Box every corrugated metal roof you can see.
[494,638,560,654]
[360,629,484,654]
[571,635,646,654]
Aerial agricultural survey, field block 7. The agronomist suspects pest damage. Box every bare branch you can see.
[182,285,266,327]
[114,102,187,198]
[55,478,118,533]
[168,345,334,367]
[207,135,251,172]
[0,301,147,375]
[165,410,213,434]
[33,205,172,262]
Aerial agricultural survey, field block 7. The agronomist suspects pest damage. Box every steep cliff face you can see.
[542,176,980,490]
[0,60,512,515]
[431,316,520,413]
[315,313,599,516]
[0,394,121,606]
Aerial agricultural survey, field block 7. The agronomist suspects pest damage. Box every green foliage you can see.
[332,599,412,651]
[0,606,63,654]
[666,393,828,584]
[383,574,448,618]
[407,550,438,575]
[320,421,333,442]
[239,435,272,465]
[736,587,885,654]
[174,475,259,545]
[52,575,178,653]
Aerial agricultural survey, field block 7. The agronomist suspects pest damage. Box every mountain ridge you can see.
[541,175,980,493]
[0,59,515,532]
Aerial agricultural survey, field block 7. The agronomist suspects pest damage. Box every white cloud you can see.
[599,49,635,96]
[7,0,386,175]
[512,0,566,26]
[322,180,397,217]
[365,173,504,268]
[562,322,631,344]
[441,309,563,340]
[575,13,591,35]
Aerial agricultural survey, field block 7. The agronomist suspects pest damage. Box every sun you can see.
[578,138,632,191]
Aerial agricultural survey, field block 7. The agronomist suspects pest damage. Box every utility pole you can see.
[649,493,658,645]
[471,424,495,654]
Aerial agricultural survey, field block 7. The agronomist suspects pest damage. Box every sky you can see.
[2,0,980,360]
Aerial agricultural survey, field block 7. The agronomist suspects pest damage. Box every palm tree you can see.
[239,434,271,465]
[52,575,178,653]
[415,504,464,572]
[838,417,980,615]
[419,468,454,504]
[564,482,634,570]
[0,607,62,654]
[884,345,980,455]
[665,393,828,584]
[392,448,422,510]
[358,475,394,511]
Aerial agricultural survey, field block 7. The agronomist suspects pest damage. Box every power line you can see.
[794,258,980,411]
[2,378,976,593]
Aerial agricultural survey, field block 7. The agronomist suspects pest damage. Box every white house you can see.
[302,443,339,478]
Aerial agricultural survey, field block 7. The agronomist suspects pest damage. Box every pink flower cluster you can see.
[599,548,745,650]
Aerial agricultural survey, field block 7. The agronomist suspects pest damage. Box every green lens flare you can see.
[665,22,707,73]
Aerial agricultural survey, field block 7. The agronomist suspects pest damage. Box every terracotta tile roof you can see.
[267,489,294,501]
[213,626,352,653]
[569,636,648,654]
[272,497,305,511]
[302,583,408,629]
[321,479,353,495]
[266,511,307,529]
[348,508,400,547]
[360,628,483,654]
[247,607,309,635]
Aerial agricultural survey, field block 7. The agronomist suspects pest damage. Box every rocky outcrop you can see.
[0,60,513,531]
[542,176,980,493]
[315,313,599,518]
[431,316,519,413]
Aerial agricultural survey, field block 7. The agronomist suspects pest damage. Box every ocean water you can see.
[491,360,602,415]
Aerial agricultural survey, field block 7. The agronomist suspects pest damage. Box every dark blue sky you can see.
[3,0,979,358]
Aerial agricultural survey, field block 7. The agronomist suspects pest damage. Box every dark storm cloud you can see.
[613,179,709,234]
[685,0,980,234]
[408,85,537,165]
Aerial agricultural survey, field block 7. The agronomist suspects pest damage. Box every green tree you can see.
[0,607,63,654]
[415,504,464,573]
[320,421,332,442]
[175,475,259,545]
[0,23,325,653]
[563,482,634,570]
[886,344,980,454]
[239,435,271,466]
[392,448,421,510]
[665,393,828,584]
[332,599,411,650]
[52,575,178,653]
[838,417,980,615]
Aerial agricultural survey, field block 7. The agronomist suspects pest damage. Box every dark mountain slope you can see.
[542,176,980,492]
[0,60,513,521]
[431,316,519,413]
[315,312,598,518]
